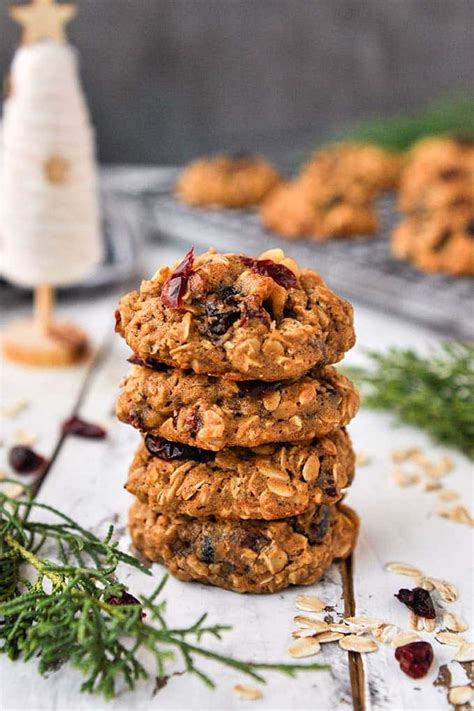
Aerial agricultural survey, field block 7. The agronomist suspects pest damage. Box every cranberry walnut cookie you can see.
[114,248,355,381]
[117,362,359,450]
[126,428,355,520]
[129,498,359,594]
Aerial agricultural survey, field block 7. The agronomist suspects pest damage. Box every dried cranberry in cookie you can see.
[115,249,355,381]
[126,429,355,520]
[117,364,359,450]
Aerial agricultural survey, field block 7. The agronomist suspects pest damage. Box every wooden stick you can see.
[34,283,54,335]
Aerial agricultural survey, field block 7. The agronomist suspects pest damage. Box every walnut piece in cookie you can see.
[175,153,281,208]
[126,428,355,520]
[117,363,359,450]
[114,248,355,381]
[128,499,359,593]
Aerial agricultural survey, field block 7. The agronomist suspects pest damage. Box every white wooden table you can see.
[1,240,472,711]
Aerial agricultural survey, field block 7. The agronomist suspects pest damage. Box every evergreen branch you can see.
[345,342,474,459]
[0,484,328,699]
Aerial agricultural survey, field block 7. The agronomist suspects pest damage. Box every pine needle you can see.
[345,95,474,152]
[345,342,474,459]
[0,483,328,699]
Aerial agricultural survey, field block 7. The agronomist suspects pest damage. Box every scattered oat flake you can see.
[0,397,29,419]
[391,448,422,463]
[392,468,419,487]
[292,628,318,639]
[448,685,472,706]
[453,642,474,662]
[4,483,24,499]
[345,616,384,630]
[429,578,458,602]
[14,429,37,447]
[295,594,325,612]
[424,480,442,492]
[233,684,263,700]
[437,489,459,502]
[435,631,465,647]
[339,635,378,653]
[294,616,329,633]
[372,624,399,644]
[288,637,321,658]
[416,576,435,591]
[390,631,420,649]
[435,505,474,527]
[355,452,370,466]
[316,631,344,644]
[385,561,423,577]
[443,612,468,633]
[329,623,352,634]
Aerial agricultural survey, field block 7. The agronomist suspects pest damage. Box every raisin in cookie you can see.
[117,362,359,450]
[260,182,377,240]
[392,208,474,276]
[175,153,281,208]
[126,429,355,520]
[128,498,358,593]
[115,249,355,381]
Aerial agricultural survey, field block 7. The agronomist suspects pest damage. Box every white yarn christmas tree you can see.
[1,0,102,366]
[1,39,102,287]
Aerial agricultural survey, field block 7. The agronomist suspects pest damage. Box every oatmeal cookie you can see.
[126,429,355,520]
[399,135,474,213]
[117,363,359,450]
[115,248,355,381]
[128,498,359,593]
[175,153,281,208]
[260,182,377,240]
[300,142,403,193]
[392,208,474,276]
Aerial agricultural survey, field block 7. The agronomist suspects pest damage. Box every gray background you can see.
[1,0,473,164]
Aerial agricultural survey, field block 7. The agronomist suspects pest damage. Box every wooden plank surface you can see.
[1,243,472,710]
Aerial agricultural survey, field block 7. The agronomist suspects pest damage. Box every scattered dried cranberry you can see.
[241,257,297,288]
[395,641,434,679]
[161,247,195,310]
[62,417,107,439]
[237,380,283,396]
[9,446,46,474]
[127,354,168,371]
[395,587,436,619]
[106,591,145,619]
[145,435,214,462]
[204,287,241,336]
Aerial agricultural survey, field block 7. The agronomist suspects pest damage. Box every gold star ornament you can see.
[9,0,77,45]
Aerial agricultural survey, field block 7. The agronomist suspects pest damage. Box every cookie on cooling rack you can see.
[175,153,281,208]
[392,207,474,276]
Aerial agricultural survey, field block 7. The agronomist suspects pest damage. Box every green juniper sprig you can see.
[345,342,474,459]
[0,482,328,699]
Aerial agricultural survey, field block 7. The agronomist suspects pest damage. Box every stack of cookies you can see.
[115,247,360,593]
[392,135,474,276]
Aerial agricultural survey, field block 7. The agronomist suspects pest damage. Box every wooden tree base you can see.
[2,319,90,367]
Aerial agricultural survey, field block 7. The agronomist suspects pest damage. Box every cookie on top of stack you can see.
[392,135,474,276]
[115,248,360,594]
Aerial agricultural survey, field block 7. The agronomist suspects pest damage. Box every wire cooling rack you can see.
[146,172,473,339]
